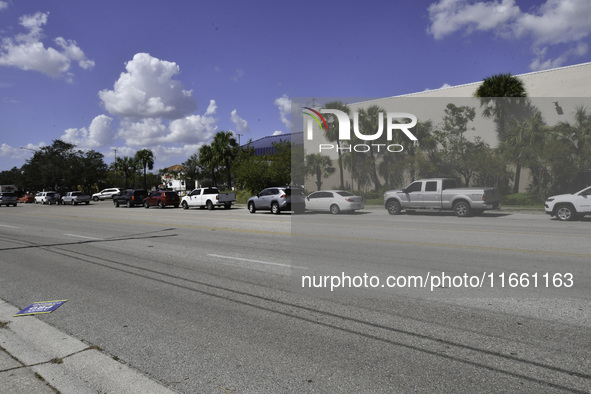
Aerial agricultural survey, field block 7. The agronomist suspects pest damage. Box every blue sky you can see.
[1,0,590,171]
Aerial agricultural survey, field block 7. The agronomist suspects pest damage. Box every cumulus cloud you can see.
[0,1,8,11]
[0,12,94,80]
[274,94,291,129]
[230,109,250,133]
[61,115,114,149]
[99,53,197,119]
[116,104,217,147]
[427,0,591,70]
[272,131,284,136]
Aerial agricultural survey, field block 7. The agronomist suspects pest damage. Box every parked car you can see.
[35,191,57,205]
[0,192,18,207]
[92,188,122,201]
[545,185,591,221]
[383,178,500,217]
[180,187,236,210]
[247,186,305,214]
[18,193,35,203]
[112,189,149,207]
[144,190,180,208]
[62,191,91,205]
[305,190,365,214]
[53,193,63,205]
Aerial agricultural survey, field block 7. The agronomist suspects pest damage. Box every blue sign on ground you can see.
[14,300,68,316]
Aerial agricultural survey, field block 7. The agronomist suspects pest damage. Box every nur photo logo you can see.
[303,107,419,153]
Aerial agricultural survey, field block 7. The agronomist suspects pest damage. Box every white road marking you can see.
[0,224,19,228]
[207,254,308,270]
[64,234,103,240]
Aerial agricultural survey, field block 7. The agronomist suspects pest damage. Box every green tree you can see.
[134,149,154,189]
[114,156,136,188]
[197,144,217,187]
[474,73,528,142]
[354,105,386,189]
[211,131,239,188]
[306,153,335,191]
[323,101,350,189]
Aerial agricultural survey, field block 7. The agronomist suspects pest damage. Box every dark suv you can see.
[143,190,180,208]
[247,186,305,214]
[113,189,149,207]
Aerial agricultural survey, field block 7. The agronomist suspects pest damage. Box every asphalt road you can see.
[0,202,589,393]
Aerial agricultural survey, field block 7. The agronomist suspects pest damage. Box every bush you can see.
[501,193,542,206]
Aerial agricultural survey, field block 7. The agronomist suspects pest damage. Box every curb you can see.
[0,299,176,393]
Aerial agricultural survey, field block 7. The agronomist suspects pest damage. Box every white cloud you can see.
[0,1,8,11]
[272,131,284,136]
[116,108,217,147]
[99,53,197,119]
[61,115,114,149]
[230,109,250,133]
[0,12,94,80]
[427,0,591,70]
[231,68,244,82]
[274,94,291,129]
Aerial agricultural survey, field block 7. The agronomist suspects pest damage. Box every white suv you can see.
[35,191,57,205]
[545,186,591,221]
[92,188,121,201]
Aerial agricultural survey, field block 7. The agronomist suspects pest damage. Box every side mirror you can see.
[402,188,408,194]
[256,193,260,198]
[306,196,310,201]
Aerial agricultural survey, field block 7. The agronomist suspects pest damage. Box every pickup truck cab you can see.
[545,186,591,221]
[384,178,500,217]
[62,191,91,205]
[181,188,236,210]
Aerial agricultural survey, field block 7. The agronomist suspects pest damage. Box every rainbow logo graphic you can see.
[303,107,329,132]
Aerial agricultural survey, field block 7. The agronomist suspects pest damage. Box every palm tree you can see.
[323,101,350,189]
[306,153,335,190]
[198,144,216,187]
[474,73,527,143]
[211,131,239,188]
[114,156,136,188]
[355,105,386,189]
[134,149,154,189]
[475,73,530,193]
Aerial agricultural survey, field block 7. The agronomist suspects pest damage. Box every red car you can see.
[143,190,180,208]
[19,193,35,203]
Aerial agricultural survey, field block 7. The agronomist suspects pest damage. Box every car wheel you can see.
[182,201,189,210]
[114,201,119,207]
[271,202,280,215]
[248,202,256,213]
[386,200,401,215]
[126,200,132,208]
[556,204,576,221]
[453,200,471,217]
[144,201,150,208]
[158,201,164,209]
[85,201,89,205]
[174,204,179,208]
[206,200,214,210]
[93,196,99,202]
[330,204,340,215]
[224,204,231,209]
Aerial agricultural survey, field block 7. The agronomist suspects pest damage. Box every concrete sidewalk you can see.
[0,299,176,393]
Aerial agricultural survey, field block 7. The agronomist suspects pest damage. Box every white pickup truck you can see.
[384,178,500,217]
[62,191,91,205]
[545,186,591,221]
[181,187,236,210]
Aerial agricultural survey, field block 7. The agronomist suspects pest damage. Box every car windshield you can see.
[336,191,355,197]
[164,192,177,197]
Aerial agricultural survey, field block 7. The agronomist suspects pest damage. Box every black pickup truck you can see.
[113,189,149,207]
